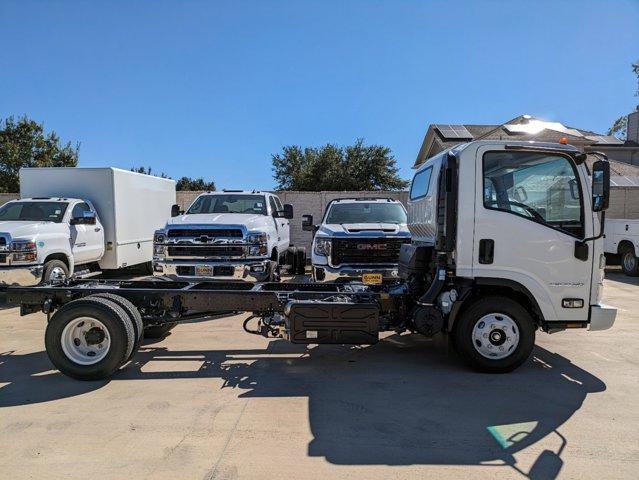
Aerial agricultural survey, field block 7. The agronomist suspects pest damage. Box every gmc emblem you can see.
[357,243,387,251]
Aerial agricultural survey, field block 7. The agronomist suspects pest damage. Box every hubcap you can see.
[471,313,520,360]
[61,317,111,365]
[49,266,67,282]
[623,252,636,272]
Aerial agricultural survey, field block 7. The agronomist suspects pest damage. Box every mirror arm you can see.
[582,210,606,243]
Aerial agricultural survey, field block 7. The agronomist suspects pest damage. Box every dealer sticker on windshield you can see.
[362,273,383,285]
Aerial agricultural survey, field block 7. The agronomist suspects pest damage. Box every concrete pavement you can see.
[0,271,638,479]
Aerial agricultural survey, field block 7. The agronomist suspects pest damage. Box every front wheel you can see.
[620,246,639,276]
[42,259,69,284]
[453,296,536,373]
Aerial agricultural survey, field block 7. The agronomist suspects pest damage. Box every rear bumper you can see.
[312,265,399,283]
[153,259,275,282]
[0,265,43,286]
[588,304,617,331]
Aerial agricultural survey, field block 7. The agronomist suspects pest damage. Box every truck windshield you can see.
[0,201,68,223]
[187,195,267,215]
[325,203,407,224]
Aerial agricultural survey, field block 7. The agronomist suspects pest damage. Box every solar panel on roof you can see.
[434,124,473,139]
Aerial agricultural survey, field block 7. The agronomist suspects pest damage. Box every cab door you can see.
[472,144,594,322]
[69,201,105,264]
[273,195,290,251]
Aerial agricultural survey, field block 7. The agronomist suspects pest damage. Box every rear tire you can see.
[42,259,69,284]
[620,245,639,276]
[144,322,178,339]
[285,247,297,274]
[45,297,135,380]
[453,296,536,373]
[295,247,307,275]
[89,293,144,362]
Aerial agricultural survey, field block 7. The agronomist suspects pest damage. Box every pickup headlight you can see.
[11,240,37,262]
[248,232,267,244]
[314,238,331,256]
[248,232,268,256]
[154,231,166,244]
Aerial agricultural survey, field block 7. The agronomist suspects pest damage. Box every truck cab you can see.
[153,190,300,281]
[302,198,411,283]
[0,197,104,285]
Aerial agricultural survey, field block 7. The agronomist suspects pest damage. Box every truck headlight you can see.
[248,232,267,244]
[11,240,37,262]
[153,244,166,256]
[314,238,331,256]
[154,232,166,244]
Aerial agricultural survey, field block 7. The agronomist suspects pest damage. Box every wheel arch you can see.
[43,252,73,271]
[617,240,635,255]
[448,278,545,331]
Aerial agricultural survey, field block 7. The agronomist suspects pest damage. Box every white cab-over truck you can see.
[302,198,411,283]
[4,140,617,380]
[604,219,639,276]
[153,190,305,282]
[0,168,175,285]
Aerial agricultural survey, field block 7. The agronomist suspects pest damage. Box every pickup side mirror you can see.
[70,211,97,225]
[592,160,610,212]
[281,204,294,219]
[301,214,314,231]
[171,204,181,217]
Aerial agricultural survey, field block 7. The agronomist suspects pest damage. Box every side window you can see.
[410,167,433,200]
[268,196,278,216]
[273,196,283,212]
[483,151,584,238]
[71,202,91,219]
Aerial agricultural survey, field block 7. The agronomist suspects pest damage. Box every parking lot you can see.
[0,270,637,480]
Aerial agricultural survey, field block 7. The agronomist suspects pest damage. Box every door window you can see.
[409,167,433,200]
[268,196,279,216]
[71,202,92,219]
[483,151,584,238]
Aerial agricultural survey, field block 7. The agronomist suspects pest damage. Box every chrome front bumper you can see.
[312,265,399,283]
[153,259,275,282]
[0,265,43,286]
[588,304,617,331]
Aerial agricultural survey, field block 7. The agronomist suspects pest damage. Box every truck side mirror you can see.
[591,160,610,212]
[301,214,314,231]
[171,204,181,217]
[281,204,294,219]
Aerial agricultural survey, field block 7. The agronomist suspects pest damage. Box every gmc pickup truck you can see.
[302,198,411,283]
[153,190,305,282]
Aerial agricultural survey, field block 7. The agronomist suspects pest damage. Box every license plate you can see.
[195,265,214,276]
[362,273,383,285]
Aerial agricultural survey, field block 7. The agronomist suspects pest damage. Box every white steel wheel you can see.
[61,316,111,365]
[49,266,67,281]
[471,313,520,360]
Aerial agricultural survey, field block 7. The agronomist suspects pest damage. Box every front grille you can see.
[331,238,407,266]
[0,237,6,246]
[168,229,243,238]
[168,245,244,257]
[176,266,235,276]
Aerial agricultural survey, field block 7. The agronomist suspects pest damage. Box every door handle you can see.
[94,227,101,232]
[478,239,494,264]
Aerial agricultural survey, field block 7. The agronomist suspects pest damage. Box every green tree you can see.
[130,166,170,178]
[175,177,216,191]
[272,139,408,191]
[608,59,639,139]
[0,116,79,192]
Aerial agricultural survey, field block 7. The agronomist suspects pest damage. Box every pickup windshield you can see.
[325,202,407,224]
[187,195,267,215]
[0,201,68,223]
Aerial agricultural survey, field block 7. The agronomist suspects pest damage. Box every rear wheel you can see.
[285,247,297,274]
[89,293,144,362]
[45,297,135,380]
[620,245,639,276]
[144,322,178,339]
[453,296,535,373]
[42,259,69,284]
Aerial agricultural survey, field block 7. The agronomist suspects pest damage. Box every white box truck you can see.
[0,167,175,285]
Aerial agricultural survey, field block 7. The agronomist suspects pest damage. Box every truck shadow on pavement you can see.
[0,335,604,479]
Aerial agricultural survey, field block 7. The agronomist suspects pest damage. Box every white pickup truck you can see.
[153,190,305,281]
[604,219,639,276]
[0,167,176,285]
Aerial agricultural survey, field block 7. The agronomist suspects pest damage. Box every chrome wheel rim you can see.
[49,266,67,282]
[472,313,519,360]
[61,317,111,365]
[623,252,636,272]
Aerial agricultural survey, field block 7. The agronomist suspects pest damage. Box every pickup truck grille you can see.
[167,228,243,238]
[0,237,6,246]
[331,238,408,266]
[167,245,245,258]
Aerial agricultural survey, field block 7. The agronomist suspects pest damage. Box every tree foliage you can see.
[272,139,408,191]
[609,59,639,139]
[131,166,215,191]
[0,116,79,192]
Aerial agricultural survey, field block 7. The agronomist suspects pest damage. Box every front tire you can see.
[42,259,69,284]
[453,296,536,373]
[45,297,135,380]
[620,245,639,276]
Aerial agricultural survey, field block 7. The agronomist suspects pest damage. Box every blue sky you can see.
[1,1,637,190]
